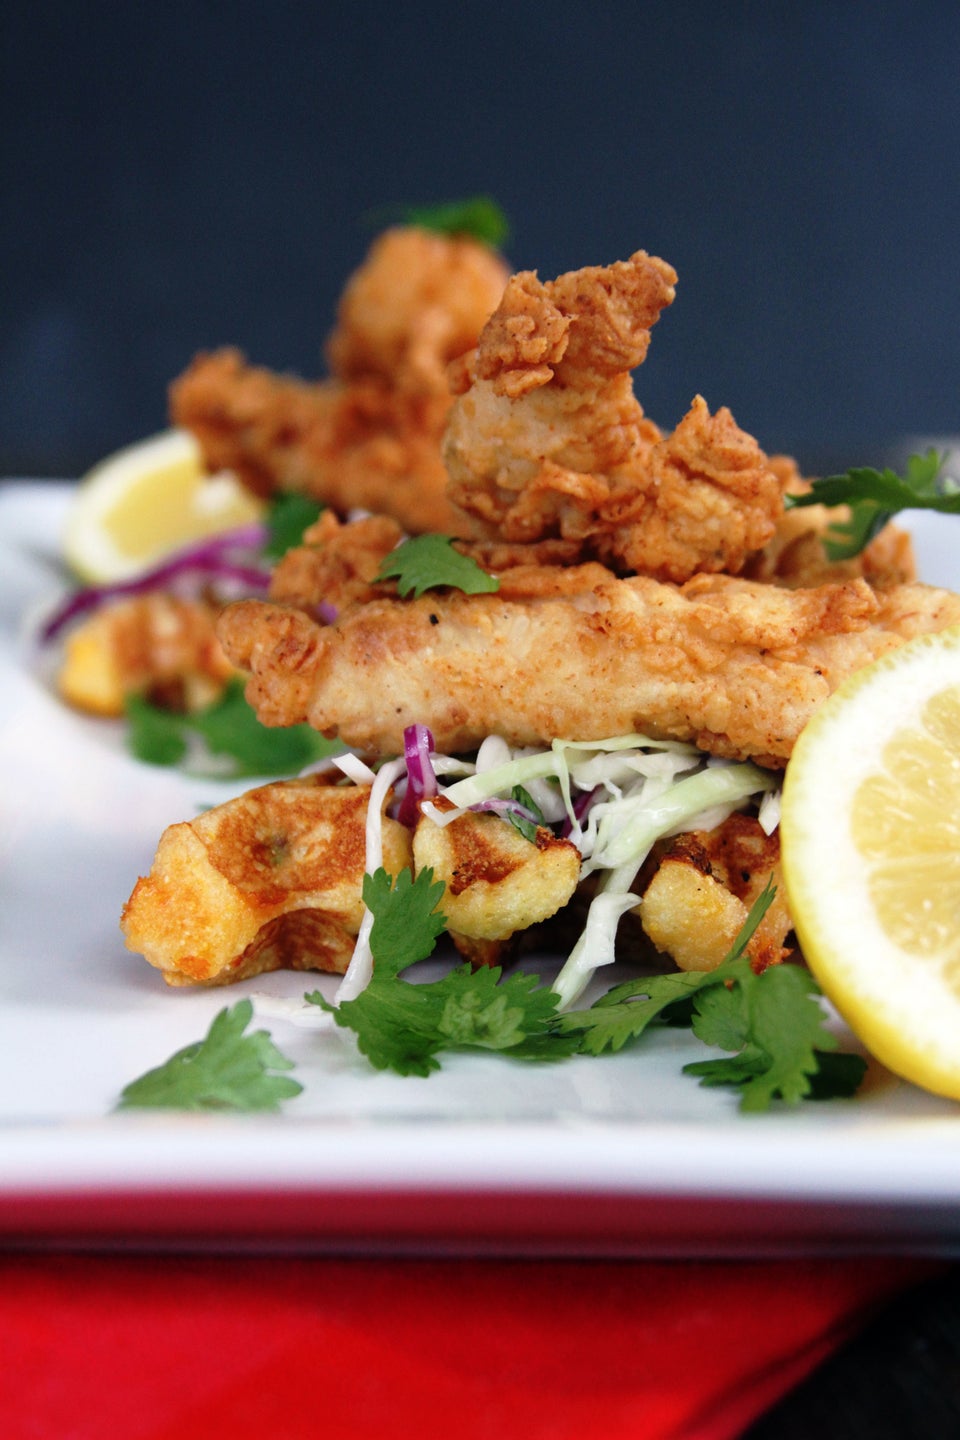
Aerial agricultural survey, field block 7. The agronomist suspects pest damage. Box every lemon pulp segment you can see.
[851,685,960,988]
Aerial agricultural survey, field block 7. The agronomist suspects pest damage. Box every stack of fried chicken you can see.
[117,227,960,991]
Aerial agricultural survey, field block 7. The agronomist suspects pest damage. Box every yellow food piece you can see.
[57,594,233,716]
[781,627,960,1100]
[121,777,413,986]
[412,806,581,941]
[63,428,264,584]
[640,814,791,972]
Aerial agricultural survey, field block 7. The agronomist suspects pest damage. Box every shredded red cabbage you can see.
[397,724,437,827]
[40,523,271,642]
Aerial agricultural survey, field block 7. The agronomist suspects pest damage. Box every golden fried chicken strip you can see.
[442,251,786,581]
[170,226,509,534]
[58,594,234,717]
[121,776,412,986]
[170,348,458,534]
[639,814,791,973]
[217,564,960,767]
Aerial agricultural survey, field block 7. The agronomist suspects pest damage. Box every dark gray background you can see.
[3,1,958,477]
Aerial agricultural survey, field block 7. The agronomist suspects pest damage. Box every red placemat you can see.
[0,1253,938,1439]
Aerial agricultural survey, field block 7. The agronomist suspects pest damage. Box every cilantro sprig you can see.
[117,1000,302,1112]
[306,868,574,1075]
[304,870,865,1108]
[786,448,958,559]
[375,534,500,599]
[366,196,509,247]
[555,881,866,1109]
[125,677,342,777]
[263,492,325,559]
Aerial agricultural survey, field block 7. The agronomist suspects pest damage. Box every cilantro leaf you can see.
[554,881,866,1111]
[398,196,509,247]
[553,879,778,1055]
[553,968,714,1054]
[125,678,342,777]
[505,785,546,844]
[684,959,867,1110]
[263,493,324,560]
[362,866,448,977]
[309,866,575,1075]
[117,1000,302,1112]
[785,448,958,559]
[125,692,190,767]
[304,874,864,1106]
[375,535,500,599]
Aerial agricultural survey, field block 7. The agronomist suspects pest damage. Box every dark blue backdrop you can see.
[4,0,958,476]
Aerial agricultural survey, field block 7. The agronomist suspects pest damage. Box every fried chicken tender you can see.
[217,562,960,768]
[170,226,509,535]
[639,814,791,973]
[121,775,412,986]
[442,252,786,581]
[58,594,234,717]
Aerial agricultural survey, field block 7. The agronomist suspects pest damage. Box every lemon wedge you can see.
[63,429,265,584]
[781,627,960,1100]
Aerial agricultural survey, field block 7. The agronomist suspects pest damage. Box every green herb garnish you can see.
[263,493,325,560]
[375,534,500,599]
[384,196,509,247]
[555,882,866,1109]
[125,677,342,777]
[506,784,546,843]
[307,873,865,1108]
[307,867,577,1076]
[117,1000,302,1112]
[785,448,958,559]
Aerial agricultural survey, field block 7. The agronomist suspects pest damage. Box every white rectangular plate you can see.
[2,480,958,1256]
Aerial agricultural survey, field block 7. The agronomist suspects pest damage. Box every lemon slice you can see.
[781,627,960,1100]
[63,429,265,584]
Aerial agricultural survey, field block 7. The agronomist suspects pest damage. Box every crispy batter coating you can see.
[442,252,786,581]
[217,564,960,768]
[58,594,234,717]
[169,226,509,534]
[745,504,917,590]
[121,776,412,986]
[640,814,791,972]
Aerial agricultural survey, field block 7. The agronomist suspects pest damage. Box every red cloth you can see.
[0,1254,937,1439]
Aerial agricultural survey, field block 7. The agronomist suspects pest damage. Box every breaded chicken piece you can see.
[217,564,960,768]
[58,594,235,717]
[121,775,412,986]
[639,814,791,973]
[442,251,786,581]
[326,226,511,394]
[170,226,509,535]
